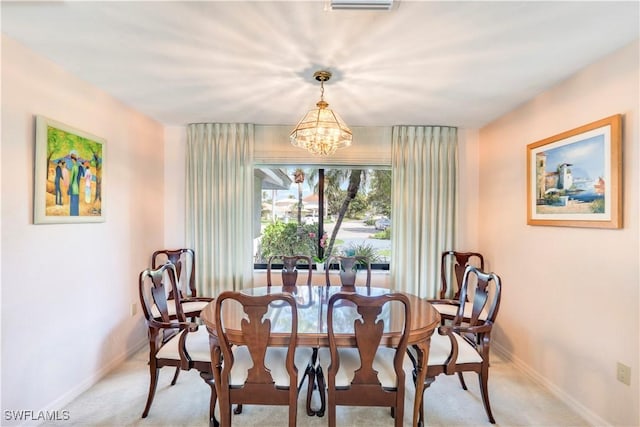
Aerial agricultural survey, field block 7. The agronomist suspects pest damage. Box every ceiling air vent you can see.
[330,0,394,11]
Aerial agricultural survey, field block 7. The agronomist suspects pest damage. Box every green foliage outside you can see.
[377,248,392,261]
[343,241,380,263]
[372,228,390,240]
[258,221,319,262]
[327,188,346,216]
[368,170,391,217]
[346,193,368,219]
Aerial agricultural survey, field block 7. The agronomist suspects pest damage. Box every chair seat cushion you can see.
[229,346,314,388]
[151,299,209,319]
[434,301,488,321]
[317,347,410,389]
[156,325,211,363]
[427,331,483,365]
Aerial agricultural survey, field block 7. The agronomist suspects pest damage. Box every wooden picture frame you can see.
[34,116,105,224]
[527,114,622,229]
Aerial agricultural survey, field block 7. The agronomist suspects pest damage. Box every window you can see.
[253,167,391,269]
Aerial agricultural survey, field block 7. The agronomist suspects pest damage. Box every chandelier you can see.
[290,70,352,156]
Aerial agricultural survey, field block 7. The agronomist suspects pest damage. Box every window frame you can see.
[254,166,391,271]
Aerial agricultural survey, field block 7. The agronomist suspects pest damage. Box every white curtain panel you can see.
[390,126,458,298]
[186,123,255,295]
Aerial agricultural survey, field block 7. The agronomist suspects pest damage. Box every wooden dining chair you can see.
[138,262,217,426]
[317,292,412,427]
[212,291,313,427]
[266,254,313,287]
[430,251,485,323]
[265,254,318,416]
[315,255,374,415]
[151,248,212,320]
[324,255,372,288]
[408,265,502,425]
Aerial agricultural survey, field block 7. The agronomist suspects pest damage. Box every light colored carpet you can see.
[42,348,589,427]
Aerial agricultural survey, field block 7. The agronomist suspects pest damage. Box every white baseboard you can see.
[32,338,148,427]
[492,341,610,427]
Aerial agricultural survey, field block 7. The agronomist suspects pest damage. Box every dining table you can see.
[199,284,441,427]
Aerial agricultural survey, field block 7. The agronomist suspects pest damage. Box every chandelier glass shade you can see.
[290,71,352,156]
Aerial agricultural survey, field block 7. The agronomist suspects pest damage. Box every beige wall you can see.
[1,35,165,423]
[479,40,639,426]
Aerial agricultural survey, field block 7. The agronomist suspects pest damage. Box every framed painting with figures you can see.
[34,115,105,224]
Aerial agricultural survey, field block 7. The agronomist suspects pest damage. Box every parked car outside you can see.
[374,217,390,230]
[303,214,318,225]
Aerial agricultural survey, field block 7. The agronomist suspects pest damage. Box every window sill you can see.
[252,268,391,287]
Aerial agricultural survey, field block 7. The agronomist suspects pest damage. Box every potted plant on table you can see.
[313,255,326,272]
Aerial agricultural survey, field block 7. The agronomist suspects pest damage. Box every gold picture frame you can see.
[34,116,105,224]
[526,114,622,229]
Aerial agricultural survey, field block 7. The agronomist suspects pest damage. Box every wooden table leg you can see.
[413,339,430,427]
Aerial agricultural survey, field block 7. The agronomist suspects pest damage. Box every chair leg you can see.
[327,379,336,427]
[218,387,232,427]
[289,393,297,427]
[457,371,468,390]
[142,364,160,418]
[199,372,219,427]
[170,366,181,386]
[234,404,243,414]
[418,377,436,427]
[394,400,403,427]
[315,366,326,417]
[418,387,425,427]
[478,369,495,424]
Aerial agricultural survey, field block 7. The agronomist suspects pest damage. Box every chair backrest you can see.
[267,255,312,287]
[213,291,300,418]
[326,291,411,423]
[138,262,185,338]
[325,256,372,288]
[139,261,184,324]
[440,251,484,299]
[152,248,197,298]
[454,265,501,329]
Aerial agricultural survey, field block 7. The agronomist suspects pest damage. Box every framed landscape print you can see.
[34,116,105,224]
[526,114,622,229]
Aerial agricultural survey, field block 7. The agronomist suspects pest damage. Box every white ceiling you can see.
[2,1,638,128]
